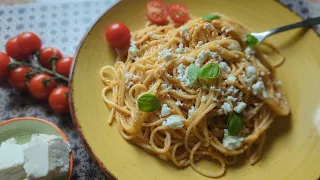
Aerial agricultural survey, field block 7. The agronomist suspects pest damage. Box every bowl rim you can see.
[0,117,73,180]
[68,0,121,179]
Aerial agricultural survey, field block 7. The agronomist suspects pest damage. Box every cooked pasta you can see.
[100,14,290,178]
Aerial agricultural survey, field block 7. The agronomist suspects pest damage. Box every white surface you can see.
[0,141,26,180]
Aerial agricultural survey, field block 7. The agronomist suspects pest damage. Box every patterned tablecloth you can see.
[0,0,319,179]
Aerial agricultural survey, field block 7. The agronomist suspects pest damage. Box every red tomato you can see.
[146,0,168,25]
[168,3,190,25]
[8,66,32,91]
[105,22,131,49]
[29,73,57,100]
[0,52,11,80]
[17,32,42,57]
[49,86,70,113]
[39,47,63,69]
[5,37,23,61]
[56,57,73,77]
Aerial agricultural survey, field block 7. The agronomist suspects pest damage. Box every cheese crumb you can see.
[158,49,174,61]
[227,75,237,83]
[221,102,233,114]
[162,115,185,129]
[234,102,246,113]
[246,66,257,80]
[223,129,243,150]
[161,104,171,117]
[175,100,183,106]
[201,95,206,102]
[227,96,237,102]
[228,43,239,51]
[219,62,231,74]
[188,106,196,118]
[161,83,172,90]
[203,23,214,30]
[195,41,204,48]
[227,86,239,95]
[180,26,190,40]
[252,81,268,98]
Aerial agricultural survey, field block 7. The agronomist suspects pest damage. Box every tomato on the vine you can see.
[39,47,63,69]
[49,86,70,113]
[105,22,131,49]
[8,66,32,91]
[5,37,23,61]
[17,32,42,57]
[168,3,190,25]
[29,73,57,100]
[56,57,73,77]
[0,52,11,80]
[146,0,168,25]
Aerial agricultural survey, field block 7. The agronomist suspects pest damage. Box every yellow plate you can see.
[70,0,320,179]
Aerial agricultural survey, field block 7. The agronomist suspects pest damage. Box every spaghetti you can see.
[100,14,290,178]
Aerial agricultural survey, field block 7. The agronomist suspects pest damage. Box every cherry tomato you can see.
[105,22,131,49]
[5,37,23,61]
[39,47,63,69]
[17,32,42,57]
[168,3,190,25]
[56,57,73,77]
[0,52,11,80]
[49,86,70,114]
[8,66,32,91]
[29,73,57,100]
[146,0,168,25]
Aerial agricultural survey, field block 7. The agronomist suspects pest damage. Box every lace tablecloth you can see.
[0,0,319,179]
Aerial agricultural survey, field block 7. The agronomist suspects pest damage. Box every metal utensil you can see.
[251,16,320,43]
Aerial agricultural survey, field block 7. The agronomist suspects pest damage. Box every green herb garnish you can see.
[203,14,220,21]
[227,112,244,136]
[187,64,200,85]
[245,34,259,48]
[137,93,160,112]
[197,63,220,79]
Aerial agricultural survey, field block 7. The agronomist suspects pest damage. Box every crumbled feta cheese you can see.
[188,106,196,118]
[161,83,172,90]
[228,43,239,51]
[180,26,190,40]
[221,102,233,114]
[210,52,218,59]
[158,49,174,61]
[210,86,216,91]
[125,73,140,83]
[218,109,224,115]
[204,23,214,30]
[227,75,237,83]
[175,100,183,106]
[176,64,190,86]
[129,46,138,56]
[234,102,246,113]
[161,104,171,117]
[126,82,134,89]
[176,43,190,54]
[195,41,204,48]
[227,86,239,95]
[274,80,282,87]
[246,66,257,80]
[195,50,211,67]
[245,47,255,55]
[212,97,217,101]
[201,95,206,102]
[223,129,243,150]
[227,96,237,102]
[219,62,231,74]
[252,81,268,98]
[162,115,185,129]
[275,92,281,98]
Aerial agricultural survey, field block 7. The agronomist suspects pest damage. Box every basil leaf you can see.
[227,112,244,136]
[187,64,200,85]
[197,63,220,79]
[203,14,220,21]
[137,93,160,112]
[245,34,259,48]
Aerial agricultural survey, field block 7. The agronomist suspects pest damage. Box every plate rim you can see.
[68,0,121,179]
[0,117,73,180]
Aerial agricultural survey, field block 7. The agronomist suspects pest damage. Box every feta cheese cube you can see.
[162,115,185,129]
[234,102,246,113]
